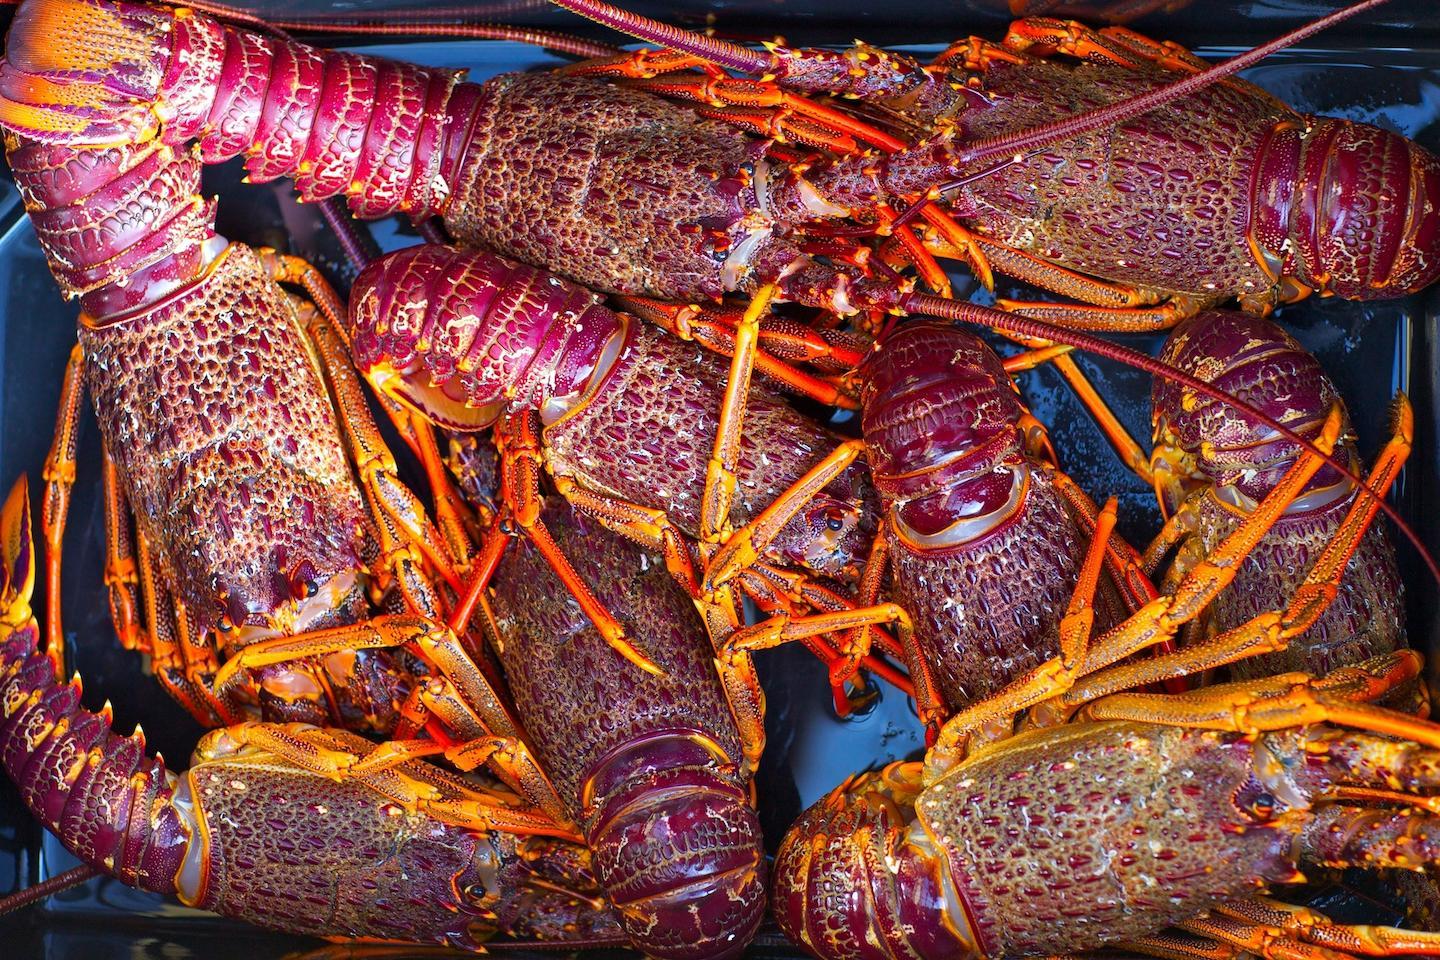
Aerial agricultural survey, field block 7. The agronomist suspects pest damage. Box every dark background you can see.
[0,1,1438,957]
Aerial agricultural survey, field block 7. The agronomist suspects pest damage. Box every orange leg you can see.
[100,452,143,653]
[492,409,663,674]
[200,723,576,841]
[1068,397,1413,706]
[614,295,860,408]
[39,343,85,676]
[131,529,237,727]
[927,499,1119,772]
[209,613,571,825]
[926,233,1208,332]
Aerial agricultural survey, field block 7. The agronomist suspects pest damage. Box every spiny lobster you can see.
[481,492,766,960]
[551,0,1440,328]
[1147,310,1408,680]
[0,477,627,949]
[774,653,1440,960]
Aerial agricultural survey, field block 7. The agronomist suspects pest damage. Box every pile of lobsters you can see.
[2,0,1440,958]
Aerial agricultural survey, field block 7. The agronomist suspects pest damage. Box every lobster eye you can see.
[299,578,318,600]
[1249,792,1277,819]
[217,615,235,634]
[824,509,846,532]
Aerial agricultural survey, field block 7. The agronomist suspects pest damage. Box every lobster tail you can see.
[1255,118,1440,301]
[585,738,766,960]
[772,765,976,960]
[0,478,188,895]
[0,0,477,218]
[348,245,629,431]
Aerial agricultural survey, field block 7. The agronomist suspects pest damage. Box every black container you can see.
[1,2,1438,957]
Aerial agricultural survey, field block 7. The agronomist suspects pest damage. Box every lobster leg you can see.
[207,614,571,826]
[375,392,477,567]
[134,534,233,727]
[39,342,84,676]
[1180,903,1440,960]
[100,451,143,653]
[199,722,573,840]
[1064,396,1412,705]
[926,499,1119,763]
[1049,470,1157,615]
[274,262,463,599]
[492,410,663,675]
[1208,896,1440,957]
[614,296,861,408]
[1002,331,1156,485]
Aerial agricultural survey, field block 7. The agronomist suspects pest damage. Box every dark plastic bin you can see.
[1,1,1438,956]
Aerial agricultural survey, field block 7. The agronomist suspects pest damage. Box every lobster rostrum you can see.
[0,478,627,949]
[1146,310,1408,679]
[551,0,1440,329]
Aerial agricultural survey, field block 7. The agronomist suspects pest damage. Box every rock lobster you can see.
[0,477,626,948]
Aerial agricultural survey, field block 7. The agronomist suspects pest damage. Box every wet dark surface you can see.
[0,2,1437,957]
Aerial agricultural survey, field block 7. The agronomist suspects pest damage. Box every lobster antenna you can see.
[0,864,101,917]
[903,291,1439,587]
[127,0,622,58]
[548,0,770,73]
[546,0,1389,165]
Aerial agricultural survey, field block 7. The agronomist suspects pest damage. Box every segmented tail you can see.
[0,0,481,219]
[0,477,188,894]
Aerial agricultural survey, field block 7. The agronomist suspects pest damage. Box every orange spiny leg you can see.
[616,295,867,369]
[735,564,890,715]
[1002,17,1157,66]
[997,297,1201,332]
[1064,397,1411,707]
[622,73,908,151]
[919,203,995,291]
[1204,898,1440,959]
[132,530,236,727]
[703,439,866,596]
[1048,469,1157,616]
[926,499,1119,772]
[1078,662,1440,751]
[882,204,953,298]
[749,559,903,661]
[373,387,478,566]
[935,234,1205,331]
[614,296,860,409]
[1040,407,1341,686]
[496,410,662,675]
[559,47,717,79]
[209,614,571,825]
[278,265,463,599]
[203,723,576,840]
[701,284,777,545]
[101,450,143,653]
[40,343,85,676]
[932,34,1031,70]
[549,475,701,599]
[998,329,1154,484]
[722,599,945,729]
